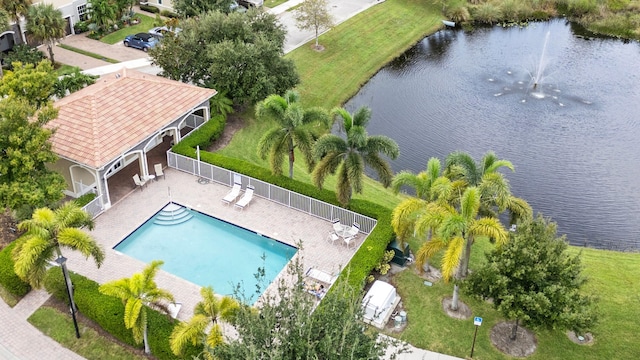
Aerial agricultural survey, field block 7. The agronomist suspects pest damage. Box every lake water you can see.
[344,20,640,250]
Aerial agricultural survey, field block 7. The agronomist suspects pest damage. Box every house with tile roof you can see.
[47,68,217,210]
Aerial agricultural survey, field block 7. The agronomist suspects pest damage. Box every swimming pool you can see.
[114,203,297,299]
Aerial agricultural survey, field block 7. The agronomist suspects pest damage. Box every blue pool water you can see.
[114,203,297,299]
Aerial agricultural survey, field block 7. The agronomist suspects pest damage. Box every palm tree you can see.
[392,157,443,200]
[312,106,399,205]
[88,0,116,33]
[1,0,32,44]
[416,187,508,310]
[209,91,234,117]
[26,4,65,64]
[12,202,105,289]
[445,150,531,223]
[170,286,239,359]
[256,90,329,179]
[99,260,174,354]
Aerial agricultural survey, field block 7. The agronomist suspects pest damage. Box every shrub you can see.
[74,192,97,207]
[44,269,201,359]
[140,4,160,13]
[0,241,31,298]
[471,3,504,24]
[2,44,46,69]
[73,20,89,34]
[160,10,180,18]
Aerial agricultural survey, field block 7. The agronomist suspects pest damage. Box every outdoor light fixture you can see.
[55,256,80,338]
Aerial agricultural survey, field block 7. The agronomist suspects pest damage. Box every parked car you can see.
[148,26,182,40]
[238,0,263,9]
[123,33,158,52]
[229,1,248,13]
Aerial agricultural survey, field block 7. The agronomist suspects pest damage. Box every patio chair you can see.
[222,182,242,205]
[332,218,344,233]
[132,174,147,190]
[327,231,340,245]
[344,236,357,249]
[154,163,165,180]
[167,302,182,319]
[234,185,255,210]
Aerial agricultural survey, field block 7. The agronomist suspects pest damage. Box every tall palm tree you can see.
[170,286,239,359]
[12,202,105,288]
[312,106,399,205]
[392,157,445,200]
[445,150,531,223]
[1,0,32,43]
[99,260,175,354]
[26,4,65,64]
[256,90,329,179]
[417,187,508,310]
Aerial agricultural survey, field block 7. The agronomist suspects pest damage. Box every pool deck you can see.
[64,168,365,322]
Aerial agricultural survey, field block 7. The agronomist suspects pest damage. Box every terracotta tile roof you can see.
[48,68,217,169]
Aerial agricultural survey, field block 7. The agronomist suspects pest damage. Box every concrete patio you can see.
[64,167,365,322]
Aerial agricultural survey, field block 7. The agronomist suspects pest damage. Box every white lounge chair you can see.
[132,174,146,190]
[306,267,337,285]
[167,302,182,319]
[234,185,254,210]
[222,183,242,205]
[154,163,165,180]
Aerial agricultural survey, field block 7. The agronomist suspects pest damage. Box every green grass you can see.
[0,284,19,307]
[28,306,147,360]
[394,244,640,360]
[100,13,157,45]
[57,44,120,64]
[265,0,289,8]
[55,64,79,76]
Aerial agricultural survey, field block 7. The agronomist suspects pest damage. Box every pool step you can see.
[154,205,193,226]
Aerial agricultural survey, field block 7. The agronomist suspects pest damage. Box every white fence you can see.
[82,194,105,219]
[167,151,377,234]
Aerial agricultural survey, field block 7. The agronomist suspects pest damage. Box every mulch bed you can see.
[490,321,537,357]
[0,210,20,251]
[441,296,472,320]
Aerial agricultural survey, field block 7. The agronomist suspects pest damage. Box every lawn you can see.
[28,306,147,360]
[100,13,158,45]
[216,0,640,358]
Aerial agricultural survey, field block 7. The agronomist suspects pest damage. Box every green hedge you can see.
[160,10,180,18]
[0,241,31,298]
[139,4,160,13]
[172,114,394,288]
[74,192,97,207]
[44,269,201,359]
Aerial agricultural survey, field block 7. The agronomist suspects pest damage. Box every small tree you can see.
[0,60,57,108]
[0,98,66,217]
[464,214,598,339]
[211,259,405,359]
[294,0,334,50]
[99,260,175,354]
[26,4,65,64]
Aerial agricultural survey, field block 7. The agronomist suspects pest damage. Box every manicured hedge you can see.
[160,10,180,18]
[44,269,201,359]
[172,115,394,288]
[139,4,160,13]
[0,241,31,298]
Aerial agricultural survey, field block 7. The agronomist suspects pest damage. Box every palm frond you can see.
[256,127,285,160]
[142,260,164,285]
[363,152,394,187]
[170,314,210,355]
[219,296,240,322]
[365,135,399,159]
[292,127,316,171]
[255,94,287,122]
[205,323,225,349]
[391,171,426,196]
[303,107,330,127]
[336,164,353,206]
[330,107,353,133]
[391,198,426,237]
[55,202,94,230]
[446,151,479,185]
[313,134,346,159]
[442,236,464,282]
[351,106,372,127]
[57,228,105,267]
[505,196,533,223]
[124,298,143,331]
[426,157,442,183]
[345,151,364,194]
[470,217,508,245]
[415,237,446,271]
[12,236,52,287]
[311,152,341,188]
[438,213,466,241]
[347,125,367,149]
[460,187,480,220]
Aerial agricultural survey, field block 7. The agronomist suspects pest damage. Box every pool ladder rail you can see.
[154,204,193,226]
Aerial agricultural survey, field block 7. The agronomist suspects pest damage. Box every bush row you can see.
[160,10,180,18]
[44,268,201,359]
[172,115,394,288]
[140,4,160,13]
[0,241,31,298]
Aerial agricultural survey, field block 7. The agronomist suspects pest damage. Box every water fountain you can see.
[530,31,551,90]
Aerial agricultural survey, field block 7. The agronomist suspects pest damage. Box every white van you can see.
[238,0,263,9]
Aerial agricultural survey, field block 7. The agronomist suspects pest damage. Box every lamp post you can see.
[55,256,80,338]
